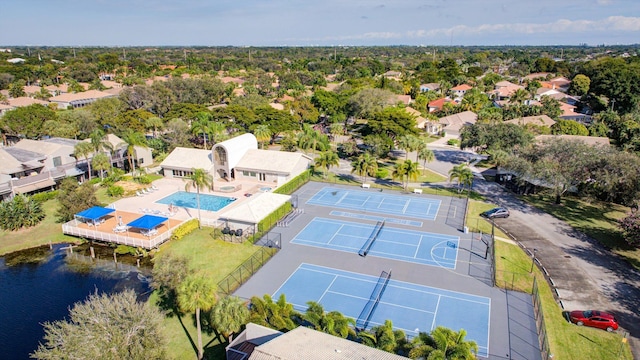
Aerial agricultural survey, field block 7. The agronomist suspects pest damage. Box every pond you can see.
[0,244,152,360]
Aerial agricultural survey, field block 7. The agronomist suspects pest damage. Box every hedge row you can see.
[256,201,292,236]
[273,169,311,195]
[170,219,200,241]
[32,190,59,202]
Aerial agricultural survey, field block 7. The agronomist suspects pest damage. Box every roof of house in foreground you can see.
[249,326,408,360]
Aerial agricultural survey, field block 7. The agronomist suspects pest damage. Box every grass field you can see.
[0,199,76,256]
[522,194,640,270]
[152,229,267,360]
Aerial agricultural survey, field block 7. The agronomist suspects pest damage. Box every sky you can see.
[1,0,639,46]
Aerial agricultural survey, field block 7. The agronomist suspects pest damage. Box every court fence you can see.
[217,245,279,295]
[532,277,551,360]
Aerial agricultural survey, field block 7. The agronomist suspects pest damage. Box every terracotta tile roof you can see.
[451,84,472,91]
[505,115,556,127]
[7,97,49,107]
[49,90,114,103]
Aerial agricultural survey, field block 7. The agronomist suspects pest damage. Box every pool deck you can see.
[63,177,275,248]
[106,177,272,225]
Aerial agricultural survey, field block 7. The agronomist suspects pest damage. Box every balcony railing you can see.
[62,222,176,250]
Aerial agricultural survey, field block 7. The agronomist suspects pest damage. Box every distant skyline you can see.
[1,0,639,47]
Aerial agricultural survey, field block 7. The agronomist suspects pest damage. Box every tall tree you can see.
[73,142,94,180]
[358,320,408,354]
[91,153,111,181]
[253,124,272,149]
[351,152,378,185]
[184,168,213,228]
[118,130,147,173]
[31,290,166,360]
[209,296,250,342]
[393,159,420,190]
[146,116,164,139]
[314,151,339,179]
[448,163,474,194]
[177,276,218,360]
[417,146,435,175]
[56,178,99,222]
[298,125,330,154]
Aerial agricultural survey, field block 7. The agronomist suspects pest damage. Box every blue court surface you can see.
[330,211,423,227]
[307,187,441,220]
[291,217,459,268]
[274,263,490,357]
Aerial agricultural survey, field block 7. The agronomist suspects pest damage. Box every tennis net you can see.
[358,220,385,257]
[356,269,392,330]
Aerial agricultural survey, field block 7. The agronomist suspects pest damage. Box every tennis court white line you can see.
[413,235,424,258]
[402,200,410,214]
[298,265,490,305]
[327,224,345,245]
[431,295,441,330]
[318,275,338,303]
[324,290,436,316]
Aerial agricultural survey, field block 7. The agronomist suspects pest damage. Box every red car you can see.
[569,310,619,331]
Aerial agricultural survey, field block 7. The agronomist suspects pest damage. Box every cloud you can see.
[322,16,640,41]
[597,0,612,5]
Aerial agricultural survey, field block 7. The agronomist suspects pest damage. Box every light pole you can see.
[530,249,538,273]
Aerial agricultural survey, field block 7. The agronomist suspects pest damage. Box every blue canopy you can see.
[127,215,168,230]
[75,206,115,221]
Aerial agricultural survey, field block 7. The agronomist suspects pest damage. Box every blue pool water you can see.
[157,191,236,212]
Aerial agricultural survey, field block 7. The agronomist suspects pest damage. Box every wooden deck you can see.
[62,210,186,249]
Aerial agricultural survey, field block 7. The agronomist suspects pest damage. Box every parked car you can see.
[569,310,619,331]
[480,207,510,219]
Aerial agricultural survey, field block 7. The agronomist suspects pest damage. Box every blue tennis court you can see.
[291,217,459,268]
[307,187,441,220]
[274,263,490,357]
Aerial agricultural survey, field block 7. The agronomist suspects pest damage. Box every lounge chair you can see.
[136,191,144,197]
[146,187,154,193]
[151,184,159,191]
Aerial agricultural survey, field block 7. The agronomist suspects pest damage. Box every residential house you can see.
[419,83,440,92]
[428,98,456,113]
[383,70,402,80]
[226,323,408,360]
[12,138,79,170]
[49,90,115,109]
[98,133,153,171]
[6,97,49,108]
[7,58,25,64]
[395,94,412,105]
[492,81,524,101]
[159,147,214,179]
[450,84,472,100]
[23,86,43,97]
[438,111,478,136]
[522,72,551,81]
[404,107,428,129]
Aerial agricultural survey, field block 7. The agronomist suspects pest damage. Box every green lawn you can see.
[152,229,267,360]
[522,194,640,270]
[466,200,510,239]
[0,199,77,256]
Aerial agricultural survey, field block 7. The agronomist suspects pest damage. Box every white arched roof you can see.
[212,133,258,170]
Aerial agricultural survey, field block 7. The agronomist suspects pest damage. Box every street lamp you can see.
[530,249,538,273]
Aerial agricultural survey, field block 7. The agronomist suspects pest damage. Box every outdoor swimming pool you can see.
[157,191,236,212]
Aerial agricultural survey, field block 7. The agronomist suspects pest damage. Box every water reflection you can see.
[0,244,152,360]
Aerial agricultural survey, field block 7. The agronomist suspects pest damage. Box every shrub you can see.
[32,190,59,203]
[0,194,46,231]
[619,207,640,247]
[170,219,200,241]
[88,178,102,185]
[375,168,389,179]
[447,138,459,146]
[257,201,292,234]
[135,175,152,185]
[114,245,137,256]
[107,185,125,197]
[274,169,311,195]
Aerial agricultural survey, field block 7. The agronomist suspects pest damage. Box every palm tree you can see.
[298,125,329,154]
[119,130,147,174]
[248,294,298,332]
[329,123,344,146]
[397,134,420,160]
[486,149,509,172]
[91,153,110,181]
[253,124,272,149]
[393,160,420,190]
[73,142,94,180]
[408,327,478,360]
[191,118,212,149]
[314,151,339,179]
[89,129,113,169]
[184,168,213,229]
[303,301,356,339]
[177,276,218,360]
[448,163,474,194]
[358,320,408,354]
[351,152,378,186]
[146,116,164,139]
[417,146,435,175]
[509,88,529,105]
[210,296,249,342]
